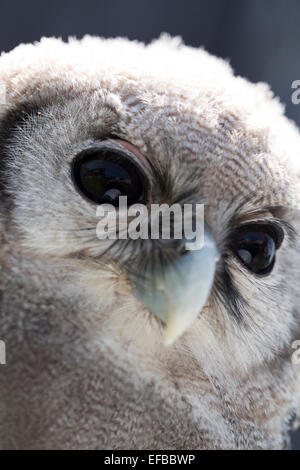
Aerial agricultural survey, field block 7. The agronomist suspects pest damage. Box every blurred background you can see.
[1,0,300,126]
[1,0,300,449]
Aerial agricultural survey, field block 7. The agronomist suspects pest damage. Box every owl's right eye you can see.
[231,223,284,276]
[71,141,148,206]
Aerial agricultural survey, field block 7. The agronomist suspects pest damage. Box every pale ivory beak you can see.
[130,227,219,346]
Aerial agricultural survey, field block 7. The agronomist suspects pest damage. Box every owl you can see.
[0,35,300,450]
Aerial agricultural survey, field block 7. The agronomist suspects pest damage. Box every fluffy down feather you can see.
[0,36,300,449]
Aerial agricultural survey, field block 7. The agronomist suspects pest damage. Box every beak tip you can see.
[163,334,175,347]
[163,316,188,347]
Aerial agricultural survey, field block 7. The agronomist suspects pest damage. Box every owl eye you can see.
[232,224,283,275]
[71,141,147,206]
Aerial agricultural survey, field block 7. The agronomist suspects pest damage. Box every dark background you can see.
[1,0,300,449]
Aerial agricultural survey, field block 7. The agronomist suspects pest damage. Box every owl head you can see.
[1,36,300,448]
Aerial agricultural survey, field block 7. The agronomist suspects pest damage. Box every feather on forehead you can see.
[0,35,299,203]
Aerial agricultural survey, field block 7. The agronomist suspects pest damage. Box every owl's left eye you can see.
[71,140,148,206]
[232,224,283,275]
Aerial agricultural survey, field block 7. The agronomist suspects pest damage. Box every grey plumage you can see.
[0,36,300,449]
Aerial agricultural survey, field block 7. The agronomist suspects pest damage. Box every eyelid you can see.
[107,138,152,172]
[233,220,285,249]
[104,139,153,204]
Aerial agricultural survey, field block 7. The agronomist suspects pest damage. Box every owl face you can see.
[0,36,300,384]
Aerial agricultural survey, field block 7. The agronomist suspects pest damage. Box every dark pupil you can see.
[236,231,276,275]
[72,149,144,206]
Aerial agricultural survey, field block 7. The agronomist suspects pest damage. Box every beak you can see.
[130,227,219,346]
